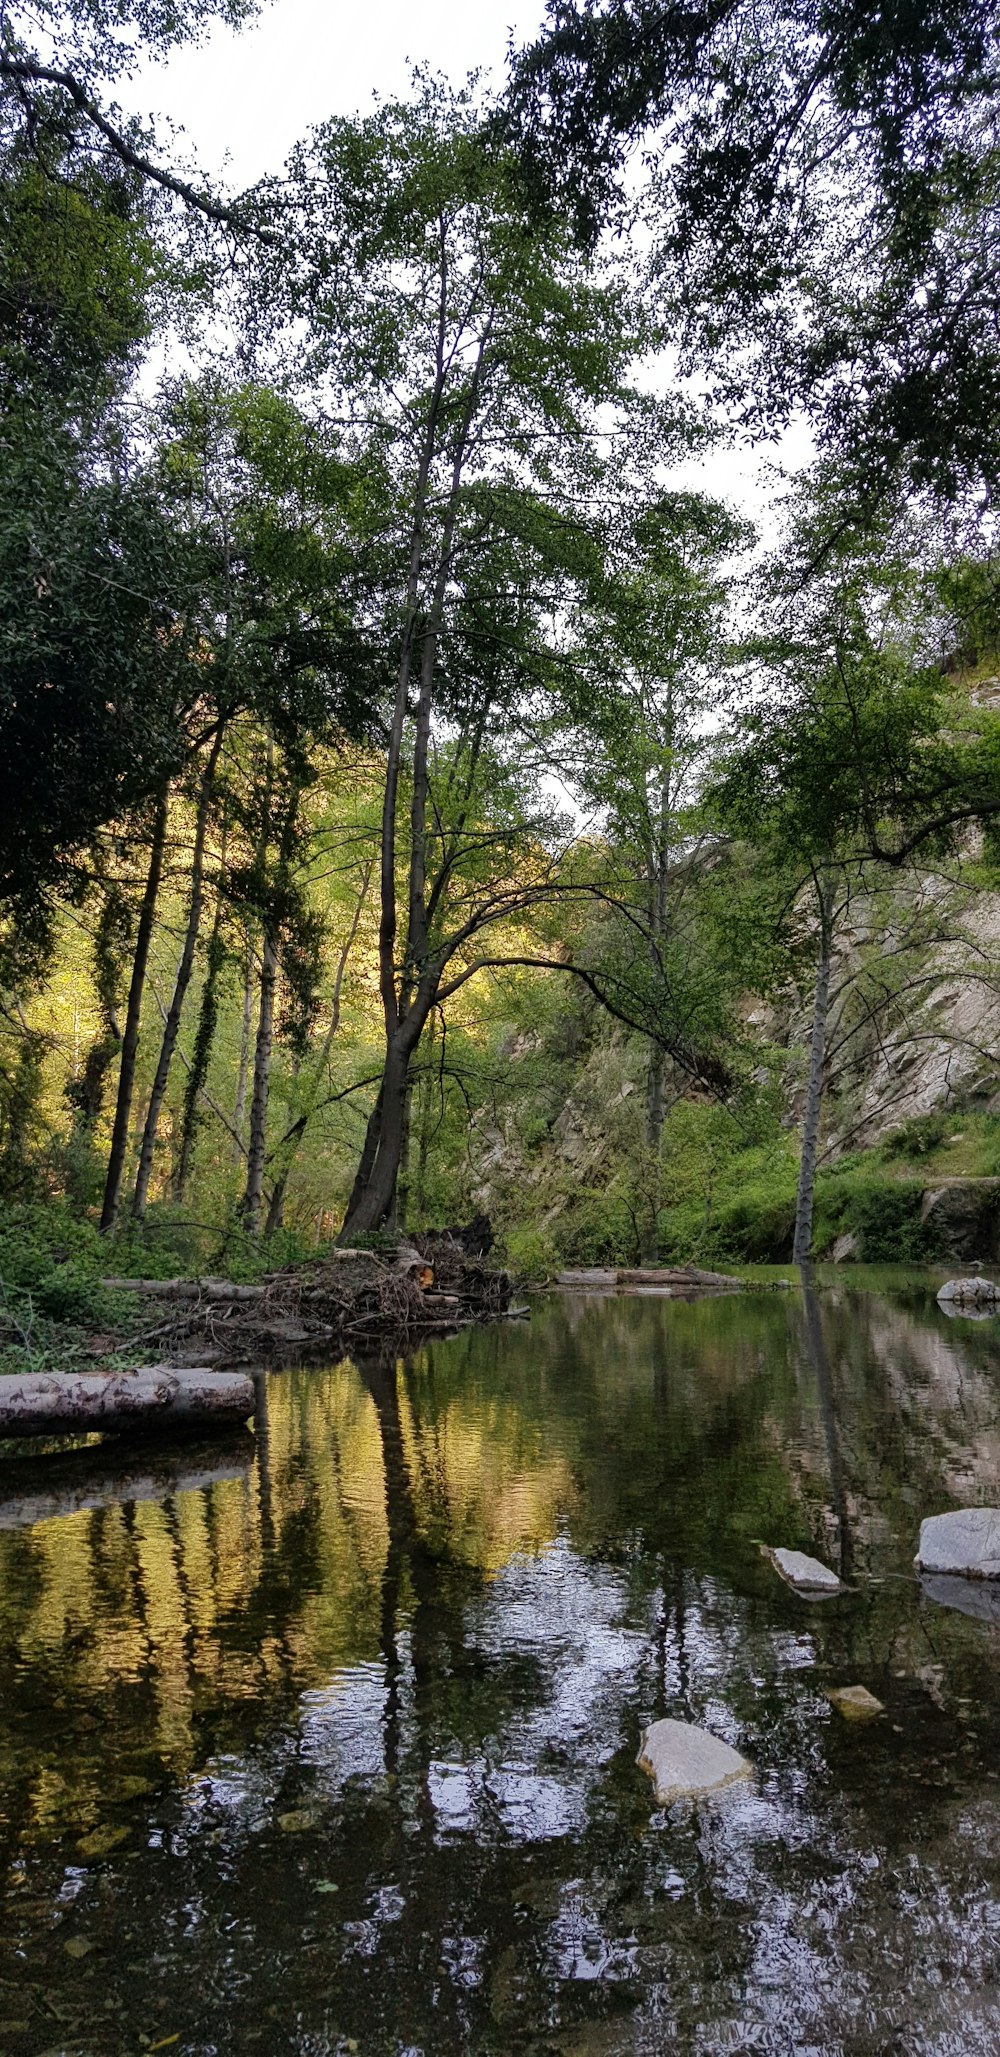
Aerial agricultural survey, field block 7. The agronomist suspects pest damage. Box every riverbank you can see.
[0,1203,514,1381]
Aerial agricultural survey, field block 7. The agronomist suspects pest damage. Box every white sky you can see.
[121,0,546,191]
[119,0,809,527]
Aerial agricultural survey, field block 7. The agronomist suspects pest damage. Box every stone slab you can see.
[768,1546,842,1594]
[636,1719,752,1805]
[915,1508,1000,1579]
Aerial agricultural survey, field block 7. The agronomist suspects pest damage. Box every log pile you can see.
[100,1239,514,1365]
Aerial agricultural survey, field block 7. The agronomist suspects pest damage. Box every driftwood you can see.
[93,1244,512,1367]
[0,1367,254,1438]
[102,1276,266,1301]
[0,1433,254,1530]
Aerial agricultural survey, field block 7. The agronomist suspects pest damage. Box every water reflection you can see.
[2,1281,1000,2051]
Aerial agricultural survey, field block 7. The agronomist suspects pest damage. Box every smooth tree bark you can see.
[132,723,226,1219]
[792,873,835,1266]
[100,785,170,1232]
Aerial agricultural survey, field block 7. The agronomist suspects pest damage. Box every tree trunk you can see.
[261,859,371,1239]
[232,933,255,1163]
[100,787,169,1233]
[340,332,488,1242]
[340,1036,416,1239]
[241,918,278,1232]
[643,1046,666,1264]
[793,876,834,1265]
[133,726,225,1220]
[240,766,300,1234]
[642,748,672,1264]
[173,905,226,1203]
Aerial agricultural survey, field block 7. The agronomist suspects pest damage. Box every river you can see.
[2,1273,1000,2053]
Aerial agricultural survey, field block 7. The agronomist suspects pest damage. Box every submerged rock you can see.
[826,1684,884,1721]
[636,1719,752,1804]
[766,1546,842,1595]
[915,1508,1000,1579]
[936,1276,1000,1306]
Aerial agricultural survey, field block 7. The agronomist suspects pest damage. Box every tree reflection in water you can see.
[2,1276,1000,2051]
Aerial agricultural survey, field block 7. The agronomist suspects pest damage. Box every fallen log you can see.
[0,1433,254,1530]
[102,1277,266,1301]
[0,1368,255,1438]
[555,1265,743,1293]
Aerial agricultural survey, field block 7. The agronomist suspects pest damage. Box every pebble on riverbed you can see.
[826,1685,884,1721]
[636,1719,753,1804]
[915,1508,1000,1579]
[765,1546,842,1595]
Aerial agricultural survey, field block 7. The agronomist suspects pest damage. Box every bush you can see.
[883,1114,950,1160]
[814,1173,928,1260]
[504,1223,560,1281]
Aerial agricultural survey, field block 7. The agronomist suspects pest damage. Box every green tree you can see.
[259,78,679,1237]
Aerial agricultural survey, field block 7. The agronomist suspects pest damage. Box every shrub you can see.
[504,1223,560,1281]
[883,1114,950,1160]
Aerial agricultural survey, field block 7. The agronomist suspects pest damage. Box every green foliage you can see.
[883,1114,951,1161]
[503,1223,560,1282]
[813,1175,929,1264]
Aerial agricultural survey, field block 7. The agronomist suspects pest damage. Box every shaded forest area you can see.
[6,0,1000,1348]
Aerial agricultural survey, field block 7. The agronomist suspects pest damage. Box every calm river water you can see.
[3,1275,1000,2054]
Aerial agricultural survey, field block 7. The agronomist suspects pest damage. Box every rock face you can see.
[636,1720,752,1805]
[936,1275,1000,1306]
[915,1507,1000,1578]
[826,1685,884,1721]
[921,1182,1000,1261]
[767,1547,842,1594]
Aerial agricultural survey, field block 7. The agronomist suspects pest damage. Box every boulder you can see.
[936,1274,1000,1306]
[636,1719,752,1805]
[766,1546,842,1595]
[826,1685,884,1721]
[915,1507,1000,1579]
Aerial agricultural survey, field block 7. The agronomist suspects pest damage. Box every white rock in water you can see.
[768,1547,842,1594]
[937,1276,1000,1305]
[915,1508,1000,1579]
[636,1719,752,1805]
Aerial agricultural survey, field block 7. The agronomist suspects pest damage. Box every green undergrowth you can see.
[501,1107,1000,1276]
[0,1201,320,1375]
[654,1110,1000,1266]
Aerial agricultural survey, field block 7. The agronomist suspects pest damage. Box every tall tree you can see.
[260,78,679,1237]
